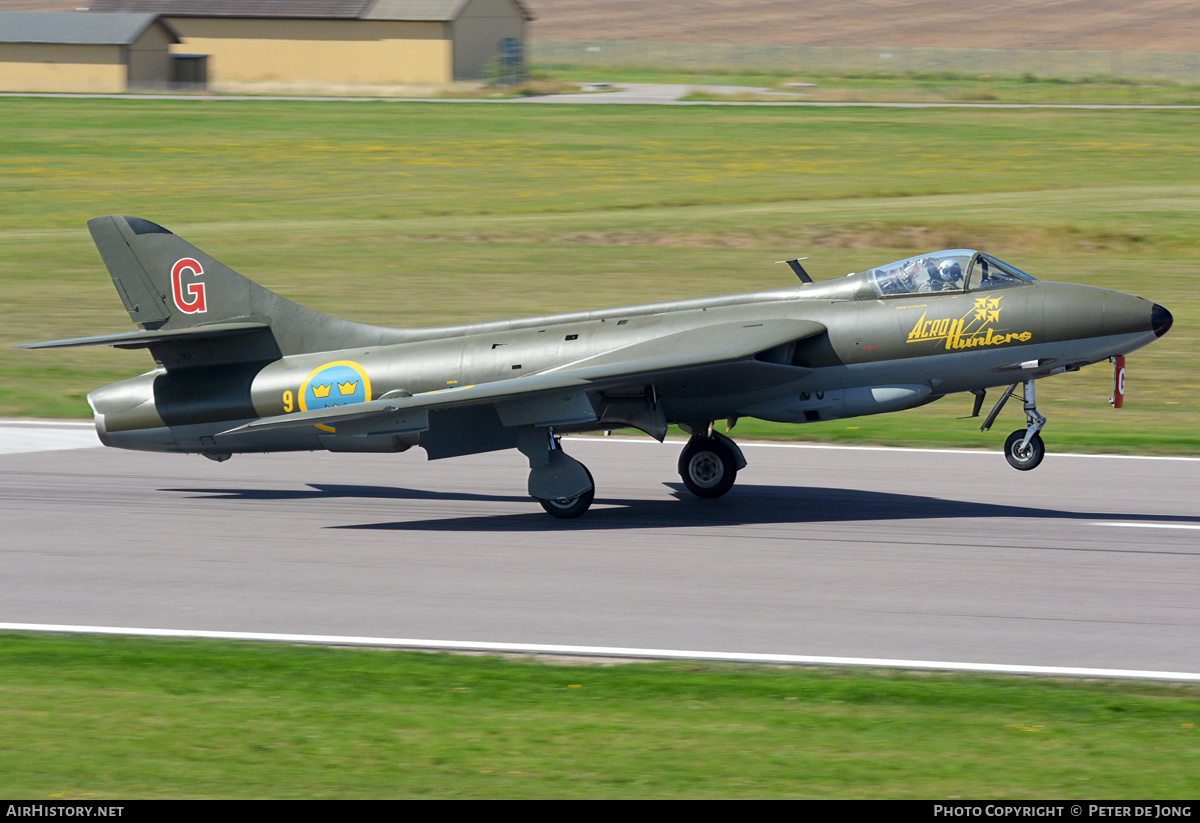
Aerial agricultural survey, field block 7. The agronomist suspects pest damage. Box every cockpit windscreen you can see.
[867,251,1038,296]
[973,254,1038,289]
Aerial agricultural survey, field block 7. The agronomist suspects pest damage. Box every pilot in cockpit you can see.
[930,259,963,291]
[910,258,963,292]
[870,253,968,296]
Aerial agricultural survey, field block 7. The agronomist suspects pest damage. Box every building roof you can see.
[86,0,534,22]
[0,11,179,44]
[367,1,533,22]
[89,0,368,17]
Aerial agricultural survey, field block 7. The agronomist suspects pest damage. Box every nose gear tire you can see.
[1004,430,1045,471]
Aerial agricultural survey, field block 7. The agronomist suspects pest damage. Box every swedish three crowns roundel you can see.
[299,361,372,413]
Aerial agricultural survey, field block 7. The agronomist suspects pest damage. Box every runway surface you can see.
[5,89,1198,110]
[2,421,1198,675]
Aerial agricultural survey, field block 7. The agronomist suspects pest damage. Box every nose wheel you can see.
[1004,430,1045,471]
[982,378,1047,471]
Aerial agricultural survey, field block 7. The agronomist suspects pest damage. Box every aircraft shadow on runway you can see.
[165,483,533,504]
[165,482,1200,537]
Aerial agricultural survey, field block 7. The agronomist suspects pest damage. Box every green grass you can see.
[2,633,1198,799]
[1,97,1196,452]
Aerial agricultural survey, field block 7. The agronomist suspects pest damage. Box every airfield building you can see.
[87,0,534,88]
[0,11,179,93]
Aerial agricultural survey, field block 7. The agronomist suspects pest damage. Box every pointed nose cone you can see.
[1152,303,1173,338]
[1101,292,1170,340]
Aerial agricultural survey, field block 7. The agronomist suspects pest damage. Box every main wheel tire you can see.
[1004,430,1045,471]
[679,437,738,498]
[538,467,595,519]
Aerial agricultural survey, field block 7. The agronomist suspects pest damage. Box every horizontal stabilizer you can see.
[15,321,271,350]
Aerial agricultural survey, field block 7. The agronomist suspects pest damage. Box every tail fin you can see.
[88,216,391,361]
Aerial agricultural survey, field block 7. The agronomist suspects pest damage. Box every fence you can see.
[530,39,1200,83]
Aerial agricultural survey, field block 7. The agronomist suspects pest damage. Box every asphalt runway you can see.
[6,89,1197,110]
[2,421,1198,675]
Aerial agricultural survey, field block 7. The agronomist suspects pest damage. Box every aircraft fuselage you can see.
[90,276,1166,458]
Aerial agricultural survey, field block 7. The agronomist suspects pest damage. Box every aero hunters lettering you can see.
[907,296,1031,350]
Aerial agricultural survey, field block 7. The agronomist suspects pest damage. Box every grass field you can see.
[2,632,1198,799]
[1,96,1196,452]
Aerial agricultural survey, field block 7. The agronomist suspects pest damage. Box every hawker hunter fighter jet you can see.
[20,217,1172,518]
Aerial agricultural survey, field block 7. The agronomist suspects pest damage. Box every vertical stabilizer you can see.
[87,216,392,358]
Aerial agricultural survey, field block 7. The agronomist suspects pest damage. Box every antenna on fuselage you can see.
[776,257,814,284]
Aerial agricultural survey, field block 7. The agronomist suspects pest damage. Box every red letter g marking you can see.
[171,257,207,314]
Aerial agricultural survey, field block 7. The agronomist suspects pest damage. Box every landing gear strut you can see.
[678,428,746,498]
[982,379,1046,471]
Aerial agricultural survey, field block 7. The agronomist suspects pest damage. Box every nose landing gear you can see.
[982,379,1047,471]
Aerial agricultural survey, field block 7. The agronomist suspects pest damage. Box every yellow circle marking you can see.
[298,360,372,433]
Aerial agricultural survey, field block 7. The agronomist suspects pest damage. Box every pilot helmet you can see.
[936,259,963,285]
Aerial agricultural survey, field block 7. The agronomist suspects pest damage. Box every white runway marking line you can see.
[2,622,1198,683]
[1094,522,1200,530]
[568,436,1200,462]
[0,419,93,427]
[4,422,1197,462]
[0,421,100,455]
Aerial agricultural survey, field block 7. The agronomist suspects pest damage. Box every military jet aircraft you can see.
[19,216,1173,518]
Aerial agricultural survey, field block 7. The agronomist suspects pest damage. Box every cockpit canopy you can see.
[866,250,1037,297]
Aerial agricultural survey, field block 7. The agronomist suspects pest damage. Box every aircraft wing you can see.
[544,319,823,382]
[540,319,820,391]
[222,373,597,438]
[221,318,825,438]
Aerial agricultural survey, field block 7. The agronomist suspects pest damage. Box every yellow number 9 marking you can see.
[282,390,294,413]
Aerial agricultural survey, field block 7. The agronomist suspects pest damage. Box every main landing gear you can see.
[520,427,596,520]
[538,468,595,519]
[522,424,750,519]
[678,427,747,499]
[980,378,1047,471]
